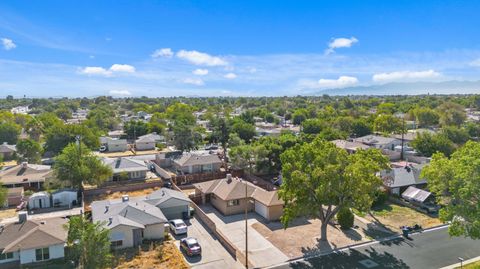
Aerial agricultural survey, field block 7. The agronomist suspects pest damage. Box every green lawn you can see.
[459,260,480,269]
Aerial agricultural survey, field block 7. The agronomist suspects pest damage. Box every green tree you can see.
[373,114,403,134]
[302,119,324,134]
[422,141,480,239]
[279,138,389,241]
[437,102,466,127]
[0,185,6,207]
[410,107,439,127]
[292,109,308,125]
[44,123,100,154]
[54,143,112,188]
[172,121,201,152]
[411,132,455,157]
[65,215,113,269]
[441,126,469,145]
[16,139,43,163]
[231,119,255,143]
[0,122,21,144]
[124,120,149,140]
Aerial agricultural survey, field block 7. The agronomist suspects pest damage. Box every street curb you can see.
[268,223,450,268]
[439,255,480,269]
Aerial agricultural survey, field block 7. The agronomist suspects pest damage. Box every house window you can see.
[35,247,50,261]
[227,199,240,207]
[111,240,123,247]
[0,252,13,260]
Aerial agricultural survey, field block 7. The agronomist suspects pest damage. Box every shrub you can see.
[372,190,388,208]
[337,207,354,229]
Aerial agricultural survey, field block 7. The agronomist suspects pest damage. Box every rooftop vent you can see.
[18,211,27,223]
[108,217,113,225]
[40,221,46,225]
[226,174,232,182]
[122,195,129,202]
[105,205,109,213]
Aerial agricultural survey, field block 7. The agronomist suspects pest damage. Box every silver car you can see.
[169,219,187,235]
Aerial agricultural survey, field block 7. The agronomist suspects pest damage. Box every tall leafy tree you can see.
[16,139,43,163]
[54,142,112,188]
[65,215,113,269]
[437,102,466,127]
[422,141,480,239]
[124,120,149,140]
[279,138,389,241]
[0,122,21,144]
[411,132,455,157]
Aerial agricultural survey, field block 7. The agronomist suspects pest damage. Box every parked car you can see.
[163,181,173,189]
[169,219,187,235]
[180,237,202,256]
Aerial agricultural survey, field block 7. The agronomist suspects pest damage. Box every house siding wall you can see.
[110,225,134,249]
[157,198,190,220]
[20,244,64,264]
[52,191,77,207]
[267,205,284,221]
[212,197,253,216]
[136,142,155,151]
[144,223,165,239]
[107,142,128,152]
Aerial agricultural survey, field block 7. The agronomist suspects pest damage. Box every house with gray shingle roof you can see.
[0,216,68,265]
[91,197,168,249]
[173,153,222,174]
[353,135,402,150]
[145,188,191,220]
[380,163,427,195]
[102,157,149,181]
[135,132,165,151]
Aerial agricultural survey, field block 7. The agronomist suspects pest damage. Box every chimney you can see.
[21,162,28,168]
[105,205,109,213]
[108,217,113,225]
[122,195,129,202]
[226,174,232,182]
[18,211,27,223]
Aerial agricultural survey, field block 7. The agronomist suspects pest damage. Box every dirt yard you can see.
[84,187,161,210]
[115,240,190,269]
[366,202,443,232]
[252,217,370,258]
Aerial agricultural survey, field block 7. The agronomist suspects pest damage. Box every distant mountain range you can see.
[315,81,480,96]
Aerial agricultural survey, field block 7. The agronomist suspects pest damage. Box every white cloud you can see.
[80,66,112,76]
[109,89,131,96]
[152,48,174,58]
[183,78,205,86]
[224,73,237,79]
[299,76,359,89]
[470,58,480,67]
[79,64,136,76]
[1,38,16,50]
[372,70,441,82]
[192,68,209,76]
[109,64,135,73]
[176,50,227,66]
[325,37,358,55]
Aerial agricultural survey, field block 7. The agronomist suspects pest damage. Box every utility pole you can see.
[400,117,405,161]
[244,180,249,269]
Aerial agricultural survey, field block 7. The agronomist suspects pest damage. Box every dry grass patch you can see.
[84,187,160,210]
[0,208,17,219]
[366,202,443,232]
[116,241,190,269]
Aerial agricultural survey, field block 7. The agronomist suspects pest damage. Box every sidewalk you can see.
[440,256,480,269]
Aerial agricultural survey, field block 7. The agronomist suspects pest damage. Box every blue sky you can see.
[1,0,480,97]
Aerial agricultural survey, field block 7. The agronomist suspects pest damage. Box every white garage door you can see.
[255,201,268,219]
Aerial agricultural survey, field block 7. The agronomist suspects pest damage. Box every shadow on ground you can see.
[292,247,410,269]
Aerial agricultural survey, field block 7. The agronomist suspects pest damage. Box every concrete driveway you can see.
[201,204,289,268]
[173,216,243,269]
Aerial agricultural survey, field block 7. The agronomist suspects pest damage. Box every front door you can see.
[132,229,143,247]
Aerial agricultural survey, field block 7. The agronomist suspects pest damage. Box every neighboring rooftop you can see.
[354,135,399,146]
[173,153,222,167]
[332,139,370,152]
[0,142,16,153]
[0,162,53,185]
[102,157,149,173]
[145,188,190,206]
[0,217,68,253]
[381,163,427,188]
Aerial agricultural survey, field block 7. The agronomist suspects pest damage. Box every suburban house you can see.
[193,175,284,221]
[0,162,54,190]
[28,192,51,210]
[102,157,149,181]
[135,136,156,151]
[380,163,427,195]
[353,135,402,150]
[0,216,68,265]
[332,139,370,153]
[0,142,16,160]
[107,130,125,139]
[144,188,191,220]
[100,136,128,152]
[172,153,222,174]
[10,106,30,114]
[91,197,168,249]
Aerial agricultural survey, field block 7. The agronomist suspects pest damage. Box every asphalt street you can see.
[269,226,480,269]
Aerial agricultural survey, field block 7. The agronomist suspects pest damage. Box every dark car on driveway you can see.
[180,237,202,256]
